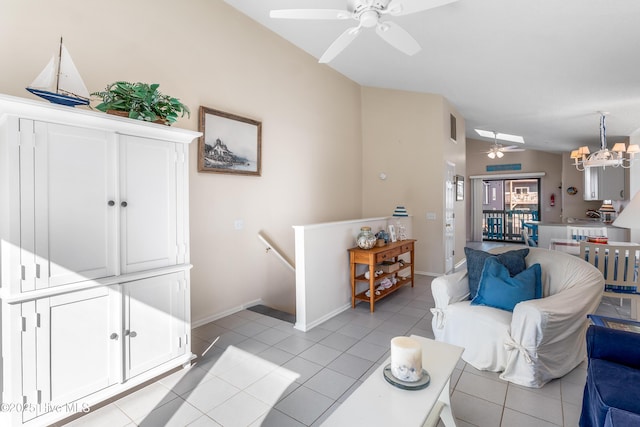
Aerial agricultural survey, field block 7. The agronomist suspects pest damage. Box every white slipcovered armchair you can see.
[431,246,604,388]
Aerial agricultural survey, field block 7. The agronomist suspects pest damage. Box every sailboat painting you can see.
[26,38,90,107]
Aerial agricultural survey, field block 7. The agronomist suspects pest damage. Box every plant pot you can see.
[106,109,168,125]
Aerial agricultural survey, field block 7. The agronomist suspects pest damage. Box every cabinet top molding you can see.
[0,93,201,144]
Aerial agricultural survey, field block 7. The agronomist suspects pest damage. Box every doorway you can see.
[482,178,540,242]
[444,162,455,272]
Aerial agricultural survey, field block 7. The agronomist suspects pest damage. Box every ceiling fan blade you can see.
[387,0,459,16]
[375,21,421,56]
[319,27,361,63]
[498,145,526,153]
[270,9,351,20]
[495,132,525,144]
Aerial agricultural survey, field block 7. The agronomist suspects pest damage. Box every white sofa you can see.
[431,246,604,388]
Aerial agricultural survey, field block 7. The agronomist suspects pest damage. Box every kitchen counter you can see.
[538,222,629,249]
[537,219,621,226]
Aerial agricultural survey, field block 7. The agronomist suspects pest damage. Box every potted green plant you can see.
[91,81,190,125]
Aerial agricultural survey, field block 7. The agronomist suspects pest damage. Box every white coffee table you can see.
[322,335,463,427]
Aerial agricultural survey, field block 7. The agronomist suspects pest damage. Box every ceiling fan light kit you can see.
[269,0,459,63]
[570,113,639,171]
[475,129,525,159]
[487,150,504,159]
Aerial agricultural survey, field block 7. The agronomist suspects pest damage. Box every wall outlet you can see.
[234,219,244,230]
[426,212,437,220]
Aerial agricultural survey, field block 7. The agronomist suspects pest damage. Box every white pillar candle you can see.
[390,336,423,382]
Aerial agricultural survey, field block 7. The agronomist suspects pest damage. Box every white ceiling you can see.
[223,0,640,153]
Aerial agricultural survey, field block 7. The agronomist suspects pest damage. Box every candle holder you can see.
[383,337,431,390]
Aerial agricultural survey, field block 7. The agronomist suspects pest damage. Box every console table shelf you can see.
[348,239,416,312]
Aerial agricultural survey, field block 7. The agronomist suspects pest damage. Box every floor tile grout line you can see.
[70,271,608,427]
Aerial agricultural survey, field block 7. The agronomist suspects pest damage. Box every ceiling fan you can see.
[486,138,525,159]
[269,0,459,63]
[474,129,525,158]
[486,143,525,159]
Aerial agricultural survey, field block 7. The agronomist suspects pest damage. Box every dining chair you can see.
[487,217,503,240]
[521,229,536,247]
[567,226,607,241]
[521,219,538,244]
[580,242,640,320]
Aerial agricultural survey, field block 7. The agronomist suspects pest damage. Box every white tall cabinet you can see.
[0,94,200,426]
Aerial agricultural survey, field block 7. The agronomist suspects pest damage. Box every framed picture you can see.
[198,106,262,176]
[388,224,397,243]
[455,175,464,201]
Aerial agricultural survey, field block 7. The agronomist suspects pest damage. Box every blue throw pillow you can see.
[464,247,529,299]
[471,257,542,312]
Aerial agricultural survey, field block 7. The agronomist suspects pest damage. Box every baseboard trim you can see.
[415,270,439,277]
[294,303,351,332]
[191,299,264,328]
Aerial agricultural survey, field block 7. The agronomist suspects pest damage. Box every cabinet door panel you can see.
[583,167,599,201]
[602,166,625,200]
[120,136,177,273]
[37,287,120,407]
[33,122,116,288]
[21,301,38,423]
[125,273,185,378]
[19,119,38,292]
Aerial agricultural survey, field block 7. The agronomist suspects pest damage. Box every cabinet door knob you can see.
[121,201,128,207]
[110,333,119,340]
[108,200,115,206]
[130,331,137,338]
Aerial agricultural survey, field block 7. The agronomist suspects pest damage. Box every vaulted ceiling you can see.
[224,0,640,153]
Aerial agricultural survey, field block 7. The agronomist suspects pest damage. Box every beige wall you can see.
[361,87,466,274]
[561,152,603,219]
[444,99,467,269]
[466,139,563,237]
[1,0,363,323]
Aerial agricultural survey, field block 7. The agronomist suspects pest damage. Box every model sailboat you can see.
[26,38,90,107]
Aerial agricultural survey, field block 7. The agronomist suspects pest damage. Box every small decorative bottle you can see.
[397,222,407,241]
[356,226,377,249]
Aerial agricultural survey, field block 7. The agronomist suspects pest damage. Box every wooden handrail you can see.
[257,232,295,272]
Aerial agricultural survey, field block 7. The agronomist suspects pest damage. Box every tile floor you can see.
[61,269,631,427]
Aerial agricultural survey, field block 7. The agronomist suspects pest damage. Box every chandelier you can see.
[571,113,639,171]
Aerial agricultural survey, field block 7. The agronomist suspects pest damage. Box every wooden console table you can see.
[348,239,415,312]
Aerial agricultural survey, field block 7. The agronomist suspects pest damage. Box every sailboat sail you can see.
[29,56,57,90]
[58,44,90,99]
[26,39,90,107]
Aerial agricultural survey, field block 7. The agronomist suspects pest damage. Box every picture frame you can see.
[198,106,262,176]
[388,224,397,243]
[455,175,464,201]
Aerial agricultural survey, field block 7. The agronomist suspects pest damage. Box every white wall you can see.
[626,134,640,242]
[360,88,466,275]
[0,0,364,324]
[293,217,393,331]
